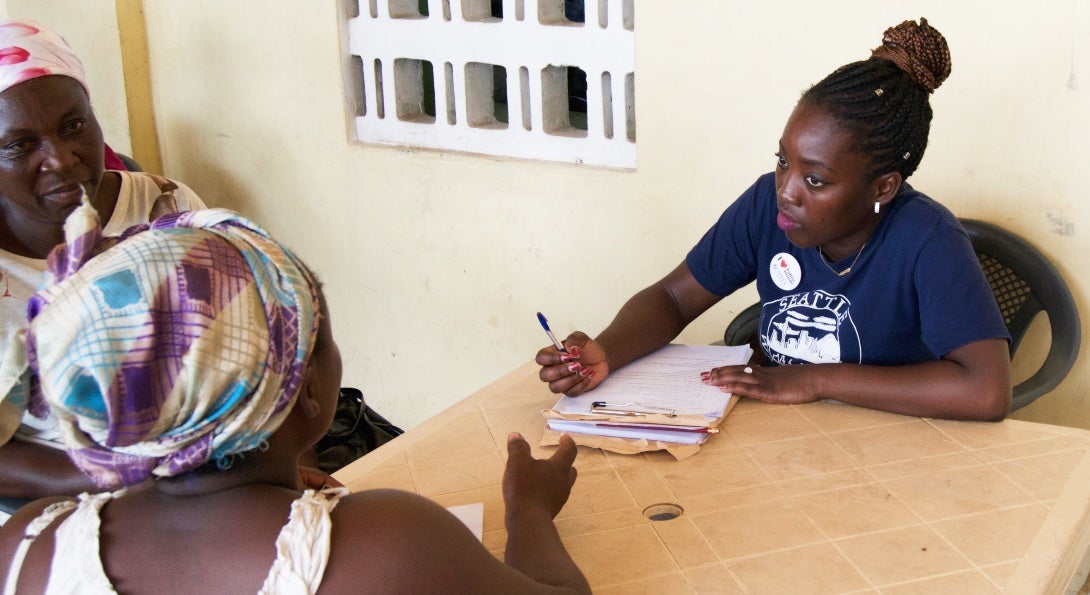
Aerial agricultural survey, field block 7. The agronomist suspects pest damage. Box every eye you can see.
[805,175,826,188]
[60,119,86,136]
[0,138,33,156]
[774,152,787,169]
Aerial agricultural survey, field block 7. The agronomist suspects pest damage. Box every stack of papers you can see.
[545,344,753,445]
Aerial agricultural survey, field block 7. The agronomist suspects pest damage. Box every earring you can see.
[874,201,880,214]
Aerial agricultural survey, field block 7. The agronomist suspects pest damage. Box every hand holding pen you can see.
[534,312,610,397]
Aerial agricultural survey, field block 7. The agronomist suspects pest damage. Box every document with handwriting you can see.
[551,344,752,420]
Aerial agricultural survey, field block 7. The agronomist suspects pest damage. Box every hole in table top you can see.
[643,503,683,521]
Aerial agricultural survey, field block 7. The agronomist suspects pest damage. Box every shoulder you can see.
[875,187,983,283]
[718,172,778,207]
[115,172,208,212]
[741,172,778,204]
[738,172,780,223]
[0,496,75,591]
[710,172,778,226]
[330,488,469,538]
[0,499,45,549]
[887,185,965,238]
[325,489,458,568]
[876,185,976,264]
[321,489,503,592]
[754,171,777,192]
[0,496,72,542]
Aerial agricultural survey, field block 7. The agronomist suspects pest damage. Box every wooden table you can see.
[335,362,1090,594]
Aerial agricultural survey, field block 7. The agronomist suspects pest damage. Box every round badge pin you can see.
[770,252,802,290]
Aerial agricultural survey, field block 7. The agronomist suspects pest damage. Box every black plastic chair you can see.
[116,152,143,172]
[723,301,763,349]
[723,218,1081,412]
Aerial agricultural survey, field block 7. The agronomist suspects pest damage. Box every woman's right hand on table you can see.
[535,331,609,397]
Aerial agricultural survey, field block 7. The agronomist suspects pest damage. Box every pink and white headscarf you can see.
[0,18,87,97]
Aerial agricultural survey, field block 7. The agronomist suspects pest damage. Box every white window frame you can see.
[344,0,636,169]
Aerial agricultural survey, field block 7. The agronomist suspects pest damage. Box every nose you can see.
[38,138,80,174]
[777,172,803,208]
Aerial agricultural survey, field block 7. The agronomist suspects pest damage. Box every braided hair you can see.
[801,18,952,180]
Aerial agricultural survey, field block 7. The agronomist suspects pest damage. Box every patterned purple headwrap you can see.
[0,19,88,97]
[23,199,319,489]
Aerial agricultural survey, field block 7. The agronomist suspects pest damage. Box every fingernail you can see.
[560,352,574,362]
[568,362,582,373]
[700,371,710,379]
[585,370,596,379]
[569,346,581,358]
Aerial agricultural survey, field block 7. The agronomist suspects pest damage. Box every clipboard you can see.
[542,343,752,455]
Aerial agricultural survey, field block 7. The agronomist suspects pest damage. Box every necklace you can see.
[818,242,867,276]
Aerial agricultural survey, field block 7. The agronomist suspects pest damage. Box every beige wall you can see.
[15,1,1090,429]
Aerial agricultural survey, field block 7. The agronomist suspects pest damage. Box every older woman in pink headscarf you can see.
[0,18,207,502]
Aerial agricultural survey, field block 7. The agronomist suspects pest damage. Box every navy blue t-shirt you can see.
[686,173,1009,366]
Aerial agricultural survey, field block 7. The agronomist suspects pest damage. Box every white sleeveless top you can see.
[2,487,347,595]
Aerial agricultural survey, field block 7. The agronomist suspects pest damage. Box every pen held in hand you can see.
[536,312,567,353]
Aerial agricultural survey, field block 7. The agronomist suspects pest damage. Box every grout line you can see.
[870,567,999,593]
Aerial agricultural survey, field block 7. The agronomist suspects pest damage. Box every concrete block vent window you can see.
[344,0,636,168]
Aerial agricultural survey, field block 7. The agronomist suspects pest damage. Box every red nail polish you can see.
[568,362,582,373]
[570,346,581,358]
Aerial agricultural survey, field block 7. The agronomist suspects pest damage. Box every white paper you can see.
[552,344,752,419]
[446,502,484,541]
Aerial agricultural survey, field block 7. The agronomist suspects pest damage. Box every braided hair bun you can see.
[870,18,951,94]
[799,18,952,179]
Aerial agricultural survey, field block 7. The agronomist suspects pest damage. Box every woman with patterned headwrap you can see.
[0,202,590,594]
[0,18,208,500]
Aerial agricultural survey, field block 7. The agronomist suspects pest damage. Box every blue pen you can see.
[536,312,567,353]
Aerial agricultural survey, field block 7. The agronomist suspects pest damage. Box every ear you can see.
[296,379,323,419]
[872,171,903,208]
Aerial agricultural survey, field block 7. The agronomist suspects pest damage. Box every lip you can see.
[776,211,801,231]
[40,182,87,207]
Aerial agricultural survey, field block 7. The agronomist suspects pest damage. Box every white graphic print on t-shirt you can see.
[761,290,861,365]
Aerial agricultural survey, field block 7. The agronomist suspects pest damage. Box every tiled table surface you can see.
[335,362,1090,594]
